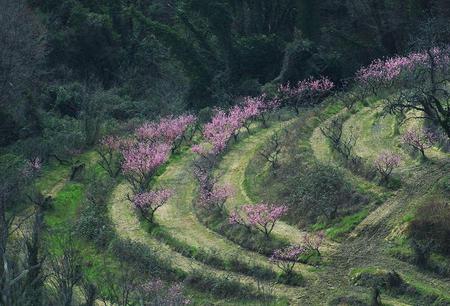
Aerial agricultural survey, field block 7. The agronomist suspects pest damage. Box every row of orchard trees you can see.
[95,70,344,221]
[96,43,449,281]
[320,45,449,184]
[97,43,450,225]
[97,114,197,223]
[189,87,329,280]
[356,46,450,139]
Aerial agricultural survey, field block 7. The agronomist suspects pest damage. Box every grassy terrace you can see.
[31,98,450,305]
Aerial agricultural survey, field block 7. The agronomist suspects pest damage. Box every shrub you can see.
[76,201,114,248]
[109,238,178,280]
[282,164,363,225]
[185,270,273,300]
[409,202,450,265]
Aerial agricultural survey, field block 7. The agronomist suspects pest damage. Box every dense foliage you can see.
[2,0,450,304]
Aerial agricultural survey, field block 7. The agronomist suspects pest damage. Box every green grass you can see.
[324,209,370,241]
[31,98,450,304]
[45,182,84,228]
[35,162,70,195]
[150,224,279,281]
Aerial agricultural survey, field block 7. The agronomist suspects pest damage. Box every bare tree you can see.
[100,262,140,306]
[320,115,358,160]
[259,131,284,169]
[48,237,84,306]
[0,156,46,305]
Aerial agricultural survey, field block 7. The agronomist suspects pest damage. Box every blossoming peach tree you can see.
[97,114,197,223]
[356,46,450,138]
[229,203,288,238]
[374,151,401,182]
[401,128,437,159]
[278,77,334,114]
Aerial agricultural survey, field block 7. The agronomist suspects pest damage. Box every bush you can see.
[109,238,179,280]
[282,163,368,225]
[409,202,450,265]
[277,271,304,286]
[351,268,450,305]
[76,173,115,247]
[185,270,273,300]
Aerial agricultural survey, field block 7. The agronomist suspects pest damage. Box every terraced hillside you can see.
[30,97,449,306]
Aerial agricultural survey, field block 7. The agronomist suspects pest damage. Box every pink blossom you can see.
[270,245,305,262]
[132,189,173,222]
[356,47,450,87]
[228,210,242,225]
[122,142,170,175]
[191,144,213,156]
[278,77,334,113]
[122,142,171,192]
[198,184,234,211]
[136,114,197,145]
[270,245,305,275]
[241,94,280,127]
[401,128,436,158]
[374,151,401,181]
[202,109,236,153]
[229,203,288,237]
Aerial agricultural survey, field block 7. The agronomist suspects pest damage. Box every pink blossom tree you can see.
[303,231,325,257]
[199,184,234,212]
[401,128,437,159]
[228,105,247,141]
[278,77,334,114]
[191,143,214,158]
[193,165,234,212]
[355,46,450,138]
[122,142,171,193]
[229,203,288,238]
[270,245,305,277]
[374,151,401,182]
[202,109,236,154]
[242,94,280,128]
[136,114,197,152]
[240,97,261,132]
[131,189,173,223]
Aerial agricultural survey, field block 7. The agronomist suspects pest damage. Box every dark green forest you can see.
[1,0,450,305]
[3,0,449,150]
